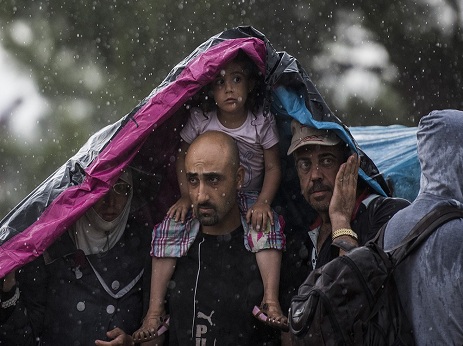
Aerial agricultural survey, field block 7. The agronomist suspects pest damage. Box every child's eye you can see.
[215,78,225,86]
[233,76,242,83]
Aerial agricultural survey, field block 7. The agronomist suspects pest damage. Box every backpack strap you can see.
[375,205,463,266]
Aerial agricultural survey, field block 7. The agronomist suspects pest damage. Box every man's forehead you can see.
[185,158,228,175]
[186,145,231,168]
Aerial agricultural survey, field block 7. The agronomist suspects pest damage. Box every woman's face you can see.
[92,179,131,221]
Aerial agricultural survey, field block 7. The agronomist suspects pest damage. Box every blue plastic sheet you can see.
[351,126,419,201]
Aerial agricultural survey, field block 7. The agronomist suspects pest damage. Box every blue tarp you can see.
[351,125,419,201]
[272,86,420,201]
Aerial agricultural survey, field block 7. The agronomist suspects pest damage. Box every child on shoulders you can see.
[133,51,287,343]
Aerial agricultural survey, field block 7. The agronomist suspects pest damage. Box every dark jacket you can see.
[280,193,410,313]
[0,218,152,346]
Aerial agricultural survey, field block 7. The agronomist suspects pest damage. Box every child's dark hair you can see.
[187,50,266,116]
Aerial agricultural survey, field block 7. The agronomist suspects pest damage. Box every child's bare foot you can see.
[252,301,289,332]
[132,312,170,343]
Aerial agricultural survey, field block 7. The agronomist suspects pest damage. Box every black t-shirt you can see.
[168,226,280,346]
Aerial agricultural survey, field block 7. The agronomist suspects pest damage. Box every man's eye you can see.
[208,177,219,184]
[297,161,311,172]
[188,177,198,185]
[320,158,334,167]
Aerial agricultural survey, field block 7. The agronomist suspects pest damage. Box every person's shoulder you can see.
[365,194,410,210]
[189,106,202,116]
[186,107,216,131]
[380,195,411,210]
[190,106,214,118]
[230,224,245,238]
[250,108,275,121]
[364,194,411,224]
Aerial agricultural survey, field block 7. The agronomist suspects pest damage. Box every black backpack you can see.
[288,205,463,346]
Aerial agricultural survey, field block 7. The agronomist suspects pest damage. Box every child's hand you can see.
[167,196,192,223]
[246,202,274,232]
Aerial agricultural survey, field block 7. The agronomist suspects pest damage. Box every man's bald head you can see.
[186,131,241,171]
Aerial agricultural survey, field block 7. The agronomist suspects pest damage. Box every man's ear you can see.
[236,166,245,189]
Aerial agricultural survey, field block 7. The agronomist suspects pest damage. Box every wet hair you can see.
[185,50,266,117]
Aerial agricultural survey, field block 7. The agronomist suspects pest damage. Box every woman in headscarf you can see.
[0,169,156,346]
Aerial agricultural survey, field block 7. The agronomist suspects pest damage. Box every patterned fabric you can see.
[151,191,285,257]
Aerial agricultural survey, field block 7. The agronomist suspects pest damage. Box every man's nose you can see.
[196,183,209,203]
[309,164,323,181]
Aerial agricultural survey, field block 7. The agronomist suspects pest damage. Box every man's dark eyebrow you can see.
[203,172,222,179]
[186,172,222,179]
[319,152,337,159]
[295,157,309,163]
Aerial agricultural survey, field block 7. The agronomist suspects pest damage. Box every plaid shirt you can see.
[151,192,285,257]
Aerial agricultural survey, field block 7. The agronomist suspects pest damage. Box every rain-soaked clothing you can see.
[151,192,285,257]
[384,109,463,345]
[0,218,151,345]
[280,189,409,313]
[167,225,280,345]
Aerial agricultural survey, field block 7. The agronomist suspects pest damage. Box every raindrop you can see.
[106,305,115,314]
[111,280,120,290]
[77,301,85,311]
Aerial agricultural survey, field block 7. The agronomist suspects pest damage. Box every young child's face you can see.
[212,61,254,116]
